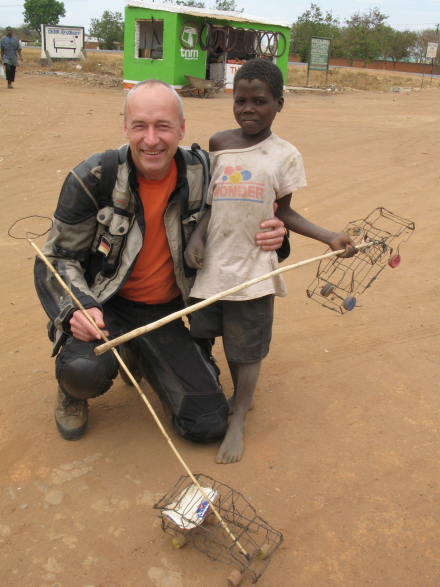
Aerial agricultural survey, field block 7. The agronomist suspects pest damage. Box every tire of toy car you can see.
[227,569,243,587]
[321,283,336,297]
[257,542,273,560]
[388,254,401,268]
[171,532,187,549]
[342,296,357,311]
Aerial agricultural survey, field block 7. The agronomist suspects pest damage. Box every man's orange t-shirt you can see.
[119,160,181,304]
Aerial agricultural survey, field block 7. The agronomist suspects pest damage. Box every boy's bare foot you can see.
[227,395,254,415]
[216,419,245,464]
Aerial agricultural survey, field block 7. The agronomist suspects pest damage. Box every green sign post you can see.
[307,36,331,86]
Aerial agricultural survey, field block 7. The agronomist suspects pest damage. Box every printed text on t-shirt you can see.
[213,165,265,203]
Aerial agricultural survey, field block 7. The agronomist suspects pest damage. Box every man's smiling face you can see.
[124,84,186,181]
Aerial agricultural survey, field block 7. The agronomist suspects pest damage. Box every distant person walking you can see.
[1,27,23,89]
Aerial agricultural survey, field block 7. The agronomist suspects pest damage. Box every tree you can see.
[411,29,439,63]
[23,0,66,32]
[89,11,124,50]
[386,29,418,69]
[340,7,389,66]
[374,24,393,66]
[290,3,340,63]
[212,0,244,13]
[0,23,39,41]
[164,0,206,7]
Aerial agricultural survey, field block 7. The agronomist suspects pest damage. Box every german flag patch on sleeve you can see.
[98,236,112,257]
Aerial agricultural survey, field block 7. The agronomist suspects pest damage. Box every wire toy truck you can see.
[306,207,415,314]
[154,474,283,585]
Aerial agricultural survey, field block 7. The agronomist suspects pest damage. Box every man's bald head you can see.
[124,79,184,124]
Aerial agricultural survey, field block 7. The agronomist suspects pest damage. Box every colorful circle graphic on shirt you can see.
[229,172,242,184]
[222,166,252,183]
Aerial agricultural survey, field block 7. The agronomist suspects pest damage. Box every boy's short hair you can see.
[233,59,284,100]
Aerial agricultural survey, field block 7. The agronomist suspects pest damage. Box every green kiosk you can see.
[123,1,290,93]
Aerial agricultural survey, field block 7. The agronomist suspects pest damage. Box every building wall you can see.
[174,13,212,85]
[124,7,180,86]
[331,58,436,75]
[289,54,437,75]
[124,6,290,88]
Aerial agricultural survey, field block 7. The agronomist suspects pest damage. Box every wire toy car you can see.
[306,207,415,314]
[154,474,283,585]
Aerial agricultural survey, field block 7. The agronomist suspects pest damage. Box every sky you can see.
[1,0,439,34]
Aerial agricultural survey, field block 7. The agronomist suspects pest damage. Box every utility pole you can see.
[436,23,439,75]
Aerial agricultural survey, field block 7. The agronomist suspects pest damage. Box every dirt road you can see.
[1,75,439,587]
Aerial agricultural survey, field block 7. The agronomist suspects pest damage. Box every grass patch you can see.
[287,64,440,91]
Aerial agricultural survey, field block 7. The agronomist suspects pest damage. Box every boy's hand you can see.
[184,236,205,270]
[328,233,358,258]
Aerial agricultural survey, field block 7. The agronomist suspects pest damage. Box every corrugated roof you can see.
[125,0,290,28]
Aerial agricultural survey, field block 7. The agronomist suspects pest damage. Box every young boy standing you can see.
[185,60,356,465]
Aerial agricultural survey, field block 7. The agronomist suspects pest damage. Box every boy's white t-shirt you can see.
[190,133,307,301]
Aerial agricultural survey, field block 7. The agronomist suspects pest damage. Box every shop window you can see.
[136,19,164,59]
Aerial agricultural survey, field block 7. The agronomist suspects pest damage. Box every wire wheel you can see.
[217,26,237,52]
[180,21,199,49]
[258,31,274,56]
[266,32,279,57]
[244,29,257,54]
[271,31,287,57]
[207,28,226,55]
[234,27,246,53]
[199,22,212,51]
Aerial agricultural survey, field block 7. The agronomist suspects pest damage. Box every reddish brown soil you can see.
[1,74,439,587]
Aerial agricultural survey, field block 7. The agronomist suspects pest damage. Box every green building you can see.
[124,1,290,91]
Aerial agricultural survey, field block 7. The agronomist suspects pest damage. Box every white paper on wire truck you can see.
[162,483,219,530]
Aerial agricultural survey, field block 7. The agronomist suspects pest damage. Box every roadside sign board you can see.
[41,25,85,59]
[309,37,331,71]
[307,36,331,86]
[426,43,438,59]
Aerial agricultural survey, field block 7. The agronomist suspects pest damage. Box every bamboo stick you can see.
[95,242,371,356]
